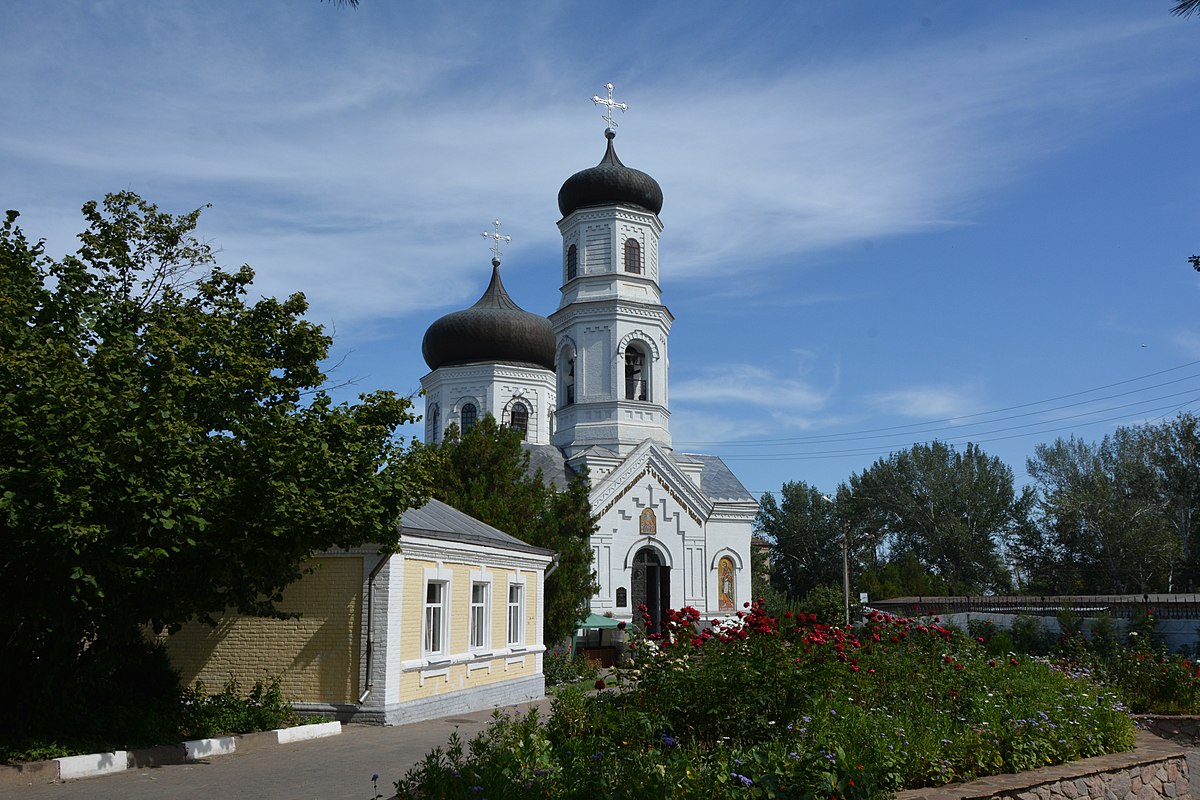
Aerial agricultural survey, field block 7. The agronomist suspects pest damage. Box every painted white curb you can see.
[184,735,237,760]
[275,720,341,743]
[56,752,128,780]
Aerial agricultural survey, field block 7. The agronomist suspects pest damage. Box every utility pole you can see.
[840,517,850,626]
[822,494,852,627]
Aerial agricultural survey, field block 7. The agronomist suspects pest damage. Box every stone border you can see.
[898,731,1193,800]
[0,721,341,788]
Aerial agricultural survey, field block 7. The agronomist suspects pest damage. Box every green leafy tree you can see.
[428,415,597,645]
[0,194,430,728]
[754,481,844,598]
[1026,417,1198,594]
[843,441,1031,595]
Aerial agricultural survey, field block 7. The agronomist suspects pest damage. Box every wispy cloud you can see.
[1,4,1190,334]
[866,386,980,420]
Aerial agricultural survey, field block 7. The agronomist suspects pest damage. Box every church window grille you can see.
[461,402,477,431]
[423,581,447,656]
[509,401,529,440]
[624,347,648,401]
[624,238,642,274]
[566,244,578,281]
[507,583,524,646]
[469,581,490,650]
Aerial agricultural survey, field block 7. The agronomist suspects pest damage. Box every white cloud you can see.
[0,3,1192,335]
[867,386,979,420]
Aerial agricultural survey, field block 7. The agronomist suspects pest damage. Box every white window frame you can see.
[469,569,493,653]
[507,575,527,647]
[423,581,447,656]
[422,564,453,659]
[470,581,491,651]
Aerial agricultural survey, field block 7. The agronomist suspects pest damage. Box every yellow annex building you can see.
[167,499,555,725]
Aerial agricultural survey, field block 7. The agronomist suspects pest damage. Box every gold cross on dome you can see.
[480,219,511,261]
[592,82,627,129]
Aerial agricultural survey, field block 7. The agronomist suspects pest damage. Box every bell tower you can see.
[550,84,673,459]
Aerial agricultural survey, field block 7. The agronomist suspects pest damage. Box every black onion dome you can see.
[422,260,556,372]
[557,129,663,218]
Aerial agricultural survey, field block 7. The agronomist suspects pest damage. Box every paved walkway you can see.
[5,697,554,800]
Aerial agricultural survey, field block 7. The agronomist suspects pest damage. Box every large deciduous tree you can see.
[1025,416,1199,594]
[754,481,844,599]
[427,415,597,645]
[1,194,430,713]
[843,441,1033,595]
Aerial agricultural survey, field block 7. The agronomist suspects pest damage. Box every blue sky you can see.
[3,2,1198,499]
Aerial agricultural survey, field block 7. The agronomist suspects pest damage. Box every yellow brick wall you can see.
[165,556,363,704]
[401,558,541,701]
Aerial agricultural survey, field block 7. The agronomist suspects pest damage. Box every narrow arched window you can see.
[461,402,477,431]
[624,238,641,274]
[428,403,440,442]
[565,355,575,405]
[625,346,647,401]
[509,401,528,440]
[616,587,627,608]
[566,244,578,281]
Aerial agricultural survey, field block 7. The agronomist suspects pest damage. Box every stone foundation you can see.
[899,732,1192,800]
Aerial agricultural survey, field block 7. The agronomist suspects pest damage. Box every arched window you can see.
[565,355,575,405]
[566,244,578,281]
[428,403,440,442]
[616,587,627,608]
[624,238,641,274]
[460,402,477,431]
[624,346,647,401]
[509,401,528,440]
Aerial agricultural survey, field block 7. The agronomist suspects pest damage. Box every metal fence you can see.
[868,594,1200,621]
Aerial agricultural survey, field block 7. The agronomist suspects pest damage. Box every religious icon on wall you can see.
[639,507,656,535]
[718,557,735,612]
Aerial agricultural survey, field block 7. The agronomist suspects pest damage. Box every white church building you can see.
[419,90,758,632]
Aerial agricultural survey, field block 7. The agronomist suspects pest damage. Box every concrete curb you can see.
[0,721,342,787]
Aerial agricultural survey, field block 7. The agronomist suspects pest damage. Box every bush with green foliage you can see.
[543,646,600,688]
[393,603,1133,799]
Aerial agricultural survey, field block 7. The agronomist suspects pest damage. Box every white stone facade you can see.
[421,362,557,445]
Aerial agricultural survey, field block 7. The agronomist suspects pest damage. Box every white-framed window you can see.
[507,579,526,646]
[470,581,491,650]
[424,580,448,656]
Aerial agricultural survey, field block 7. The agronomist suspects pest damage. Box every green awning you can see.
[577,612,622,630]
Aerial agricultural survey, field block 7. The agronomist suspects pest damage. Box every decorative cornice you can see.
[550,301,674,327]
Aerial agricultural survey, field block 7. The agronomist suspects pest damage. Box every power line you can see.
[676,359,1200,448]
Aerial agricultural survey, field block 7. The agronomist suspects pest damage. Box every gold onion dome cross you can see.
[480,219,511,265]
[592,82,627,131]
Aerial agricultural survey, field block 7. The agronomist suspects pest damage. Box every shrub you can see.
[543,646,599,688]
[393,602,1134,799]
[180,676,300,739]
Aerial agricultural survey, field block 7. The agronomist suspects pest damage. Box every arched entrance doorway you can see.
[631,547,670,634]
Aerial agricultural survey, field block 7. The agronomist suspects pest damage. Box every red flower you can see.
[617,621,627,630]
[595,679,606,690]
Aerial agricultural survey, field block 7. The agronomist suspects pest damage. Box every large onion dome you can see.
[557,128,663,218]
[421,259,556,371]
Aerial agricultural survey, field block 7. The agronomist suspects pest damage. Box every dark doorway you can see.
[631,547,670,634]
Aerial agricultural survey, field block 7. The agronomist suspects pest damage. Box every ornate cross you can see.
[592,82,627,129]
[480,219,511,261]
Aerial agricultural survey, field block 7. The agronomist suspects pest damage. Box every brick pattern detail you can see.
[165,556,364,704]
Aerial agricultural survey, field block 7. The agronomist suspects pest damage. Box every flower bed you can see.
[394,602,1134,799]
